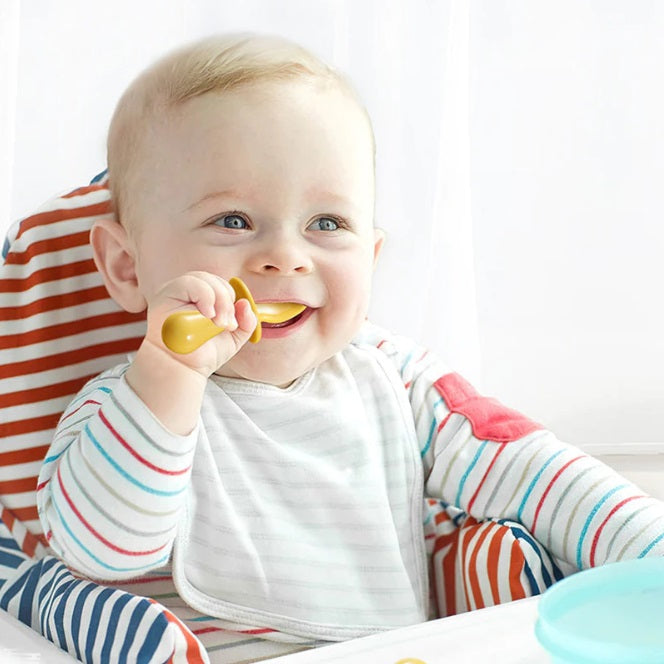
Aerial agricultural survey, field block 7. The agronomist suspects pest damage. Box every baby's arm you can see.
[37,272,257,580]
[37,367,197,580]
[370,328,664,571]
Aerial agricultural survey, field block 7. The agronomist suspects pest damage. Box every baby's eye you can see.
[308,217,341,231]
[214,214,248,229]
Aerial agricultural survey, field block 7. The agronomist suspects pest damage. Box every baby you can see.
[38,33,664,660]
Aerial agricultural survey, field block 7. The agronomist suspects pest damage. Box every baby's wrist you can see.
[125,340,208,435]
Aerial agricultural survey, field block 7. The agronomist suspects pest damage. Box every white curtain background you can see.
[3,1,664,447]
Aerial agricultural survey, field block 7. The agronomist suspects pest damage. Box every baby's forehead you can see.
[146,79,375,170]
[123,79,375,222]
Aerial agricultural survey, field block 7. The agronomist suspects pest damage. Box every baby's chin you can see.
[214,357,313,389]
[216,344,344,388]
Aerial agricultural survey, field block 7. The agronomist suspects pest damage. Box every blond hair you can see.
[107,33,374,226]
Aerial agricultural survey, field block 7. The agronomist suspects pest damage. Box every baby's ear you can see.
[373,227,386,267]
[90,218,147,313]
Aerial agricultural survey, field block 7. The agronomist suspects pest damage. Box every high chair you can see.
[0,176,561,663]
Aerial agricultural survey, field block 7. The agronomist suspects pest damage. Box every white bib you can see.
[172,343,428,640]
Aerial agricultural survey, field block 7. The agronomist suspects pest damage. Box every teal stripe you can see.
[421,396,444,458]
[517,449,565,522]
[638,531,664,558]
[576,484,627,569]
[400,350,414,373]
[455,440,488,506]
[44,450,65,464]
[52,495,168,574]
[85,424,186,497]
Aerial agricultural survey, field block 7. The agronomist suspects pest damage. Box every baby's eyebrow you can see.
[304,187,353,206]
[184,189,244,212]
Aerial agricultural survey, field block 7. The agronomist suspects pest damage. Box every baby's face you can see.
[126,80,381,386]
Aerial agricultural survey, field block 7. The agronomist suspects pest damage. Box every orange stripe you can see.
[459,518,478,611]
[21,530,42,557]
[466,523,494,610]
[151,601,207,664]
[486,525,509,605]
[4,230,94,265]
[0,336,143,379]
[61,184,109,199]
[0,412,61,437]
[9,505,39,523]
[0,476,38,494]
[0,284,109,320]
[434,510,452,526]
[0,259,97,293]
[0,309,144,349]
[0,445,49,465]
[1,507,15,530]
[14,199,111,240]
[432,528,464,617]
[0,374,97,408]
[508,539,528,601]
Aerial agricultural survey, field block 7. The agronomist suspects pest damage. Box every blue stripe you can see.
[638,531,664,558]
[52,495,169,574]
[498,519,564,589]
[41,564,73,642]
[576,484,627,569]
[0,536,22,552]
[90,169,108,184]
[70,581,97,661]
[420,397,444,458]
[517,449,565,522]
[119,599,151,662]
[18,562,42,626]
[85,423,186,497]
[455,440,488,506]
[101,592,133,662]
[186,614,217,622]
[38,559,67,611]
[0,549,28,569]
[44,450,65,464]
[400,350,414,373]
[52,578,76,650]
[84,588,115,663]
[136,612,170,663]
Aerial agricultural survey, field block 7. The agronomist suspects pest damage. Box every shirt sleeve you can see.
[37,364,198,580]
[366,324,664,571]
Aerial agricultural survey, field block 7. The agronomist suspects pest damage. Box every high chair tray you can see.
[0,609,77,662]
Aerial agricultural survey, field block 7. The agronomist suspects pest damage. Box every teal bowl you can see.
[535,558,664,663]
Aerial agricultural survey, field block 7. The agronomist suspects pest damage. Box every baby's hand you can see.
[145,271,257,377]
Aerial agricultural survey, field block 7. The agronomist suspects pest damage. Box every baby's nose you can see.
[248,237,313,275]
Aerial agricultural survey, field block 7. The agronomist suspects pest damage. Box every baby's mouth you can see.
[256,302,308,328]
[259,307,309,329]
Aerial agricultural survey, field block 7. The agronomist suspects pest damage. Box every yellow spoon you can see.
[161,277,306,354]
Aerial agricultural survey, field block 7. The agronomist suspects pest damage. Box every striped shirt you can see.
[36,322,664,642]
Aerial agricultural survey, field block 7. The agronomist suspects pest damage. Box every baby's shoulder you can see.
[350,322,441,378]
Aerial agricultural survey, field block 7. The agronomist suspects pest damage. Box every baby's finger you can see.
[185,272,236,326]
